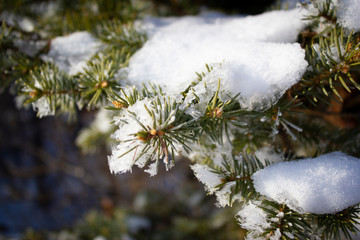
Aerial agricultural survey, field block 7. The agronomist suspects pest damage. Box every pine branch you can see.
[316,205,360,240]
[95,20,146,53]
[36,0,143,36]
[108,95,197,174]
[79,56,121,108]
[259,200,312,240]
[76,109,116,153]
[219,153,269,201]
[300,0,338,36]
[20,64,80,118]
[293,28,360,105]
[0,21,48,93]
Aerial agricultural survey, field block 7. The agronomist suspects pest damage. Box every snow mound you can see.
[41,32,103,75]
[252,152,360,214]
[127,9,308,108]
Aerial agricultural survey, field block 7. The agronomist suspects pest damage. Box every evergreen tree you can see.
[2,0,360,239]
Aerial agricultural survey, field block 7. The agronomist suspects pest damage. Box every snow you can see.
[109,97,180,175]
[236,201,273,240]
[237,201,270,231]
[126,215,151,233]
[41,32,103,75]
[179,41,307,110]
[191,160,242,207]
[93,236,106,240]
[144,161,158,177]
[108,98,154,174]
[215,182,242,207]
[127,9,308,108]
[252,152,360,214]
[186,139,233,168]
[31,76,55,118]
[254,147,283,165]
[30,1,59,18]
[237,201,289,240]
[280,0,307,9]
[0,11,35,32]
[301,0,360,31]
[14,39,48,57]
[337,0,360,31]
[32,97,54,118]
[92,109,113,133]
[190,164,222,194]
[112,98,152,142]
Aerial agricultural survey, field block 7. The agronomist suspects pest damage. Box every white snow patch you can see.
[41,32,103,75]
[215,181,242,207]
[337,0,360,31]
[252,152,360,214]
[112,98,153,142]
[191,164,222,194]
[255,147,283,165]
[237,201,286,240]
[31,77,55,118]
[127,9,307,108]
[279,0,307,9]
[144,161,158,177]
[237,201,271,235]
[108,99,155,174]
[0,11,35,32]
[92,109,113,133]
[126,215,151,233]
[93,236,106,240]
[186,139,233,168]
[108,97,179,175]
[14,39,48,57]
[191,161,242,207]
[32,96,54,118]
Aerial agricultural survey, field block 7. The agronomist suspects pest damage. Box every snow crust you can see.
[252,152,360,214]
[127,9,308,108]
[41,32,102,75]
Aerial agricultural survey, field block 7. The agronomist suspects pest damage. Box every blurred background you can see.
[0,0,284,239]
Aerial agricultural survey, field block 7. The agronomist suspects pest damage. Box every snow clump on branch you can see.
[41,32,103,75]
[127,9,308,109]
[252,152,360,214]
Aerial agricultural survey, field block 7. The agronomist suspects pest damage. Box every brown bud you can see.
[112,101,125,109]
[150,129,157,136]
[101,81,108,88]
[340,64,350,74]
[207,107,223,118]
[29,90,38,97]
[214,107,223,118]
[137,136,147,142]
